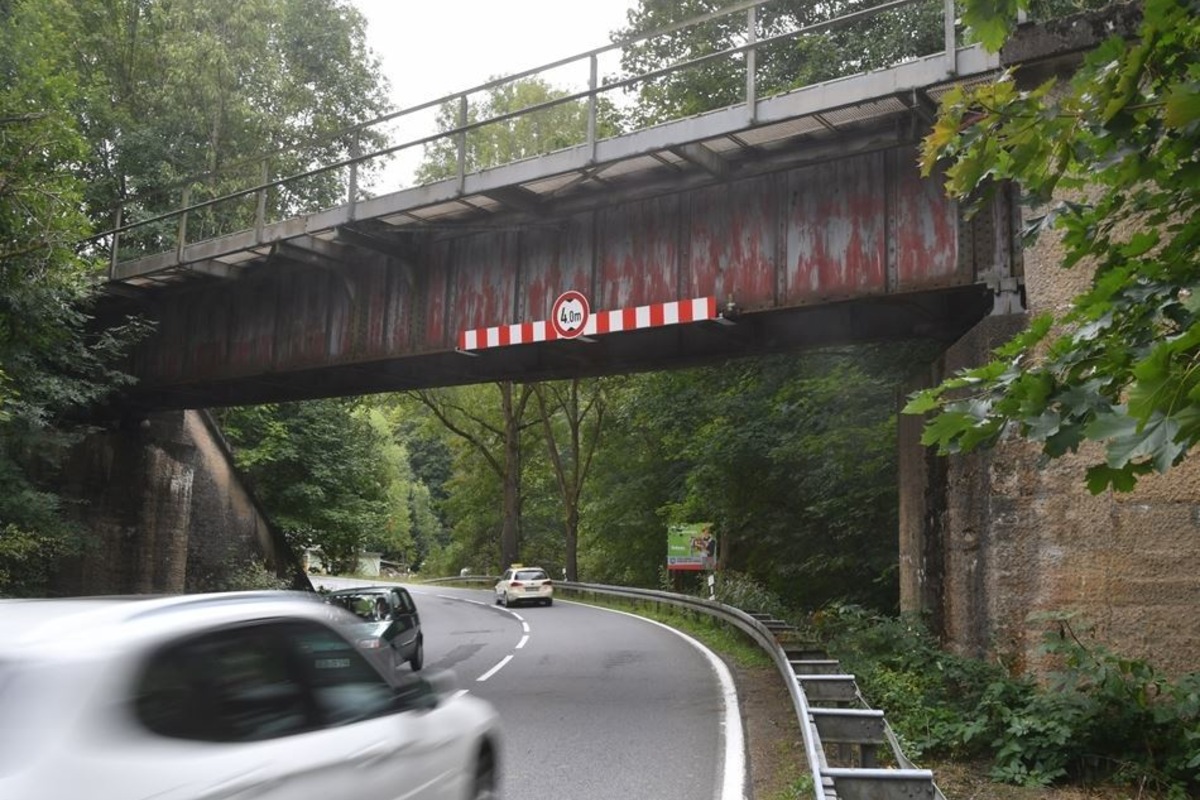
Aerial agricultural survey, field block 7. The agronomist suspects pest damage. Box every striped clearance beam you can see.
[457,296,718,352]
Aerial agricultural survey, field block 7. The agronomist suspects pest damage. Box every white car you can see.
[494,567,553,608]
[0,591,501,800]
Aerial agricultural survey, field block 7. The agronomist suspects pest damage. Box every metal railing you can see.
[97,0,962,274]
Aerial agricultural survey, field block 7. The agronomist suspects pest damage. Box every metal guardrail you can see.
[429,576,943,800]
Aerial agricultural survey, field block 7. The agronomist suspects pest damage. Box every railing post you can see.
[348,135,360,219]
[587,53,598,164]
[944,0,957,76]
[108,203,123,280]
[176,186,190,263]
[456,94,468,194]
[746,5,757,124]
[255,158,268,244]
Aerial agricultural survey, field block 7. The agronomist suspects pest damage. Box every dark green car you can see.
[325,586,424,673]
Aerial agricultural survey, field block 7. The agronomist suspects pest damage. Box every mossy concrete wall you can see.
[52,410,308,595]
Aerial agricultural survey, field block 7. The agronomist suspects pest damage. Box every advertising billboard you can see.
[667,522,716,571]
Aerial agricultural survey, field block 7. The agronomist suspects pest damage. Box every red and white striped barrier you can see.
[457,296,717,352]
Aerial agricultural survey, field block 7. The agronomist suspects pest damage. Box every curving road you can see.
[312,577,744,800]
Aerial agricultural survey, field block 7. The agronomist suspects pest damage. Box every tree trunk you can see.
[499,382,524,569]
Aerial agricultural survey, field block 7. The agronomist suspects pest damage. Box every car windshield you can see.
[328,593,389,622]
[515,570,547,581]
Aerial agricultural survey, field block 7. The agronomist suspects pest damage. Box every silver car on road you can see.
[0,591,501,800]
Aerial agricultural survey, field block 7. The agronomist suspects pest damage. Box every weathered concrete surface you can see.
[902,61,1200,677]
[52,410,308,595]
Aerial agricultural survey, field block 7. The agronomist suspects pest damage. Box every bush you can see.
[813,606,1200,797]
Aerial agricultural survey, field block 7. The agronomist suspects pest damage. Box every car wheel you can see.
[470,746,497,800]
[494,594,502,605]
[409,637,424,671]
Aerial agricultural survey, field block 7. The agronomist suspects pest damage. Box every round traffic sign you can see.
[551,290,590,339]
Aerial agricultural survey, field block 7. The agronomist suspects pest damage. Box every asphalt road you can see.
[312,577,744,800]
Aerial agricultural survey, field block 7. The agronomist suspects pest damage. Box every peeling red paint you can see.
[128,145,988,392]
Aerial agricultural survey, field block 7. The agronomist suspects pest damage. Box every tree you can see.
[905,0,1200,493]
[67,0,390,251]
[215,400,393,572]
[533,378,607,581]
[415,76,622,183]
[411,383,535,570]
[614,0,945,127]
[0,0,150,596]
[582,348,927,609]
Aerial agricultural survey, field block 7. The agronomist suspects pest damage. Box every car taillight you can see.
[543,580,553,586]
[510,581,524,588]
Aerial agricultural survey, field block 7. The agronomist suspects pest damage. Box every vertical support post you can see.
[108,203,123,280]
[255,158,268,244]
[176,186,190,263]
[456,94,468,194]
[348,135,360,219]
[746,6,757,124]
[944,0,957,76]
[587,54,598,164]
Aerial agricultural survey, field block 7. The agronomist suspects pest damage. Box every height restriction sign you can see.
[550,290,590,339]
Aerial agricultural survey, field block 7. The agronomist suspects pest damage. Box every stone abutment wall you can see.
[52,410,308,595]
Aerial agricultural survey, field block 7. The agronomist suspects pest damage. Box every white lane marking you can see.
[476,654,514,682]
[576,602,747,800]
[424,590,532,682]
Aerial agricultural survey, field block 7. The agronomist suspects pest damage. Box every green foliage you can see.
[0,0,151,596]
[713,570,790,621]
[615,0,945,127]
[416,77,621,183]
[67,0,390,253]
[814,604,1014,760]
[814,606,1200,796]
[188,558,291,592]
[215,400,394,572]
[583,346,934,610]
[909,0,1200,492]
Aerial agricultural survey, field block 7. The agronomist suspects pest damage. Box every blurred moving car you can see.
[324,586,424,672]
[494,566,553,607]
[0,591,500,800]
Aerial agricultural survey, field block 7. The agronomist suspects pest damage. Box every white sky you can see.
[352,0,638,189]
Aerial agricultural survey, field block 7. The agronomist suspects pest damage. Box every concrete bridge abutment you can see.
[51,410,307,596]
[901,290,1200,680]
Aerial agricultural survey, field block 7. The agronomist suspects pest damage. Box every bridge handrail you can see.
[95,0,959,271]
[428,575,942,800]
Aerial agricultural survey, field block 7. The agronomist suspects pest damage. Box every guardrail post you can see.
[255,158,268,244]
[746,5,757,124]
[456,94,468,194]
[176,186,190,263]
[108,203,122,280]
[587,53,598,164]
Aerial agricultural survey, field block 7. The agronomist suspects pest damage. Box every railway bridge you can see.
[69,1,1200,683]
